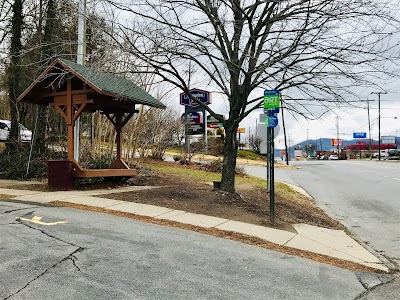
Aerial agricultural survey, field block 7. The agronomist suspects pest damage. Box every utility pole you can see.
[306,128,309,155]
[367,101,372,159]
[281,104,289,165]
[371,91,387,161]
[336,116,340,156]
[75,0,87,162]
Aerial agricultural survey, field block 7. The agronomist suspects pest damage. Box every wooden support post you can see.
[66,79,75,161]
[116,114,123,166]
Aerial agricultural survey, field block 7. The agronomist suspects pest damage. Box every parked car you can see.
[373,150,387,159]
[274,157,283,162]
[307,155,317,160]
[329,154,339,160]
[319,155,329,160]
[0,120,32,142]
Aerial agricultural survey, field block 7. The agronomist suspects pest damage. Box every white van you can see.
[0,120,32,142]
[373,150,387,159]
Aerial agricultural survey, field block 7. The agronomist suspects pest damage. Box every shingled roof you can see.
[18,58,166,110]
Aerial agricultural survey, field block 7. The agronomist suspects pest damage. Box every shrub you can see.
[0,146,67,179]
[173,154,181,162]
[200,158,246,176]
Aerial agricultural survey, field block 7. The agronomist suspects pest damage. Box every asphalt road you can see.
[0,200,385,300]
[243,160,400,265]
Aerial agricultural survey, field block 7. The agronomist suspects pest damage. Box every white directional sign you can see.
[381,136,395,144]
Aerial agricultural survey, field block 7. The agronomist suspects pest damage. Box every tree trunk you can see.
[33,0,55,155]
[221,125,238,193]
[34,105,47,154]
[6,0,23,151]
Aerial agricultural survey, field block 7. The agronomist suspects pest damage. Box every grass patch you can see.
[152,165,222,182]
[275,182,299,201]
[237,150,265,161]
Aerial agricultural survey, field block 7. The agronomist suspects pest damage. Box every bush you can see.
[200,158,246,176]
[85,154,115,169]
[206,136,224,156]
[173,154,181,162]
[0,146,67,180]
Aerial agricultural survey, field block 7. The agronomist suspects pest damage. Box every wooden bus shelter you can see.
[18,58,166,179]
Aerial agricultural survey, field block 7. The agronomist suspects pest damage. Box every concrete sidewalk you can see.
[0,183,391,272]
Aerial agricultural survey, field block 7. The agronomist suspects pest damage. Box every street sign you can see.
[207,123,220,128]
[184,112,203,124]
[265,115,278,128]
[331,138,343,146]
[263,89,280,109]
[381,136,395,144]
[353,132,367,139]
[294,149,303,157]
[263,107,279,114]
[237,128,246,133]
[180,88,211,108]
[207,114,224,124]
[187,123,205,135]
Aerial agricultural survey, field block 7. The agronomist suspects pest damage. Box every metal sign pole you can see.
[266,127,270,191]
[269,127,275,224]
[263,89,280,225]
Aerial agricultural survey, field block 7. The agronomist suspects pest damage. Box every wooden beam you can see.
[70,159,84,172]
[72,102,89,122]
[53,96,93,106]
[67,79,72,125]
[104,113,116,126]
[40,88,96,98]
[67,124,74,160]
[51,104,67,120]
[73,168,137,178]
[121,112,134,127]
[110,159,130,169]
[115,114,123,164]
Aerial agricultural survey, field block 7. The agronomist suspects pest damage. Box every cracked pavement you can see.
[0,200,397,299]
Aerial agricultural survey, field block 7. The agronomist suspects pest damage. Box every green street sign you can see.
[263,90,280,109]
[207,114,224,124]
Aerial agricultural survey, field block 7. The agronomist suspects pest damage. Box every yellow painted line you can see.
[18,216,67,226]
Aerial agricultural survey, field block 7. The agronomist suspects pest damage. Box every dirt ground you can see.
[93,159,345,232]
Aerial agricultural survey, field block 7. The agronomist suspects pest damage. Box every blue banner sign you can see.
[265,115,278,128]
[353,132,367,139]
[180,88,211,108]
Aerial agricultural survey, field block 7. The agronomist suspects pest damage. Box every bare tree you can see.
[249,134,262,153]
[135,107,182,160]
[102,0,400,192]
